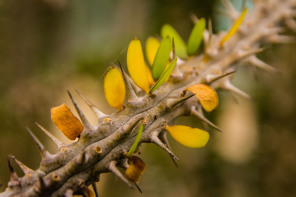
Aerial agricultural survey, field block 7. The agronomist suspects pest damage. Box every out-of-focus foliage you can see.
[0,0,296,197]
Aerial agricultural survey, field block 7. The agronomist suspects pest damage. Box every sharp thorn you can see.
[118,62,140,103]
[35,122,65,150]
[248,56,278,73]
[134,183,143,193]
[224,80,251,99]
[269,35,296,44]
[7,157,18,181]
[196,106,210,129]
[207,70,236,84]
[25,128,49,157]
[108,161,134,190]
[8,154,33,175]
[91,183,99,197]
[75,89,106,119]
[191,106,223,132]
[151,134,179,161]
[159,132,178,167]
[126,74,144,95]
[67,90,93,130]
[172,37,176,60]
[238,48,265,60]
[166,93,195,109]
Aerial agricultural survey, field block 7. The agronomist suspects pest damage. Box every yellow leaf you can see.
[146,64,155,86]
[219,8,248,47]
[127,38,150,94]
[186,84,219,112]
[51,104,83,140]
[104,66,126,109]
[166,125,209,148]
[145,36,160,66]
[125,156,146,183]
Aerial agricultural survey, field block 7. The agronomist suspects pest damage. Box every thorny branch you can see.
[1,0,296,196]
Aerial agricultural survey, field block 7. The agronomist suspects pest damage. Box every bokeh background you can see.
[0,0,296,196]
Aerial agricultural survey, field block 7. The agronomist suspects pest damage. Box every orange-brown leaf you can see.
[51,104,83,140]
[125,156,146,183]
[187,84,219,112]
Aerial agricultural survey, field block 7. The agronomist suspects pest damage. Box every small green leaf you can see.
[187,18,206,55]
[149,58,177,93]
[127,123,144,157]
[152,36,172,80]
[161,24,188,59]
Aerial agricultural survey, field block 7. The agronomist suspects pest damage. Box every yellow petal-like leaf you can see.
[219,8,248,47]
[152,36,172,80]
[161,24,188,59]
[104,66,126,109]
[145,36,160,66]
[166,125,209,148]
[51,104,83,140]
[186,84,219,112]
[127,38,150,94]
[187,18,206,55]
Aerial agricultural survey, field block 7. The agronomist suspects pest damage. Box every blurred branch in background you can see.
[0,0,295,196]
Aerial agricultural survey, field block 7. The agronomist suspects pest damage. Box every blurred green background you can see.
[0,0,296,196]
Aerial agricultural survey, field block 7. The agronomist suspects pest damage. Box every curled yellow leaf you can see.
[51,104,83,140]
[166,125,209,148]
[127,38,150,94]
[145,36,160,66]
[219,8,248,47]
[125,156,146,183]
[186,84,219,112]
[104,66,126,109]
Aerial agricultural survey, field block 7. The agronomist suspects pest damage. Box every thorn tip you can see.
[67,90,93,130]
